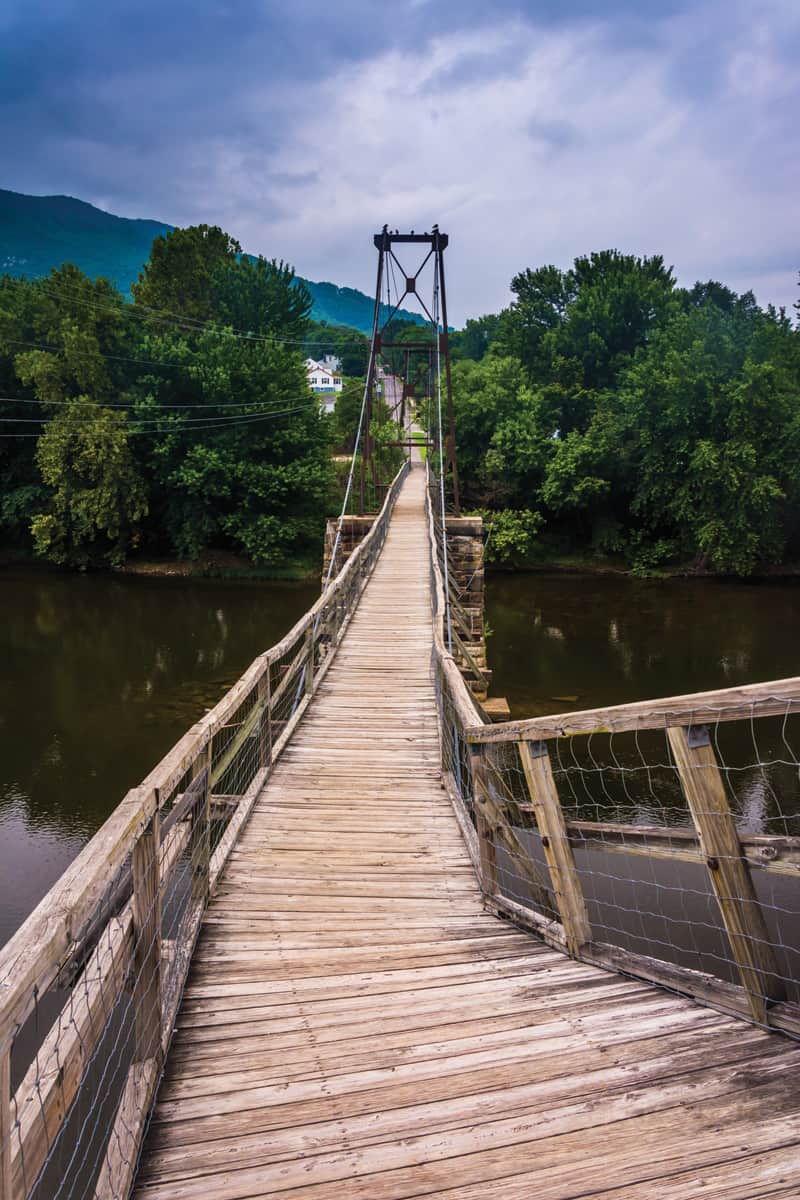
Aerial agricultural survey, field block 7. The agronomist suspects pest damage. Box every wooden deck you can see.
[134,467,800,1200]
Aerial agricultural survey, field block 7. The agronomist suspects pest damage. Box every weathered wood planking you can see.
[133,466,800,1200]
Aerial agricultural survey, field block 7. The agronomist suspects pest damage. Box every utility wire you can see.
[3,276,370,351]
[0,401,319,438]
[0,404,312,427]
[0,391,324,411]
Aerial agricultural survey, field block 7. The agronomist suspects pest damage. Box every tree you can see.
[31,399,148,567]
[133,328,333,563]
[615,304,800,572]
[334,377,366,452]
[450,314,501,362]
[450,356,532,505]
[0,274,46,544]
[500,251,677,398]
[304,323,369,377]
[132,225,241,322]
[212,256,312,340]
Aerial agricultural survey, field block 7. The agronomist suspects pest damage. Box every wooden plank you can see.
[466,676,800,743]
[518,740,591,957]
[0,1048,10,1200]
[134,1030,779,1186]
[666,725,785,1022]
[580,938,800,1037]
[133,1060,800,1198]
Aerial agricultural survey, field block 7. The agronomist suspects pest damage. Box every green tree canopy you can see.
[31,399,148,567]
[132,224,241,322]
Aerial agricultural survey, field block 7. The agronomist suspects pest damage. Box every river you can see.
[2,567,799,960]
[0,569,317,950]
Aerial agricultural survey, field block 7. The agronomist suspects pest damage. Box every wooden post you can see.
[667,724,784,1022]
[258,669,272,770]
[132,805,162,1065]
[518,740,591,958]
[470,749,497,896]
[190,745,211,909]
[331,593,341,647]
[304,627,315,697]
[1,1046,11,1200]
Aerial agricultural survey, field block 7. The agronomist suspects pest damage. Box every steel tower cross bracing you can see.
[359,225,460,515]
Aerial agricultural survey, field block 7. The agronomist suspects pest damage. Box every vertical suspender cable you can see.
[433,252,454,655]
[321,246,385,595]
[433,243,462,796]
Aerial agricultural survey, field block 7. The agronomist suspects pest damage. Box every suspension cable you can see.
[432,256,453,655]
[319,252,384,593]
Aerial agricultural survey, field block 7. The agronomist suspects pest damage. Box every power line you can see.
[0,391,323,411]
[4,336,193,370]
[0,401,321,439]
[3,276,370,351]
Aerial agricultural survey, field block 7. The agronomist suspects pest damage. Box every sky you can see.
[1,0,799,324]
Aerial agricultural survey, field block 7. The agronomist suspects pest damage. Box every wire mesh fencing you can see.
[424,462,800,1040]
[0,464,409,1200]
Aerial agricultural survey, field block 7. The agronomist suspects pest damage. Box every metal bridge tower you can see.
[359,225,460,515]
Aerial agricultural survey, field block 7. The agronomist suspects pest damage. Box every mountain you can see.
[0,188,425,335]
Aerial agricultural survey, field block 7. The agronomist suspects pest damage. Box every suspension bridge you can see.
[1,231,800,1200]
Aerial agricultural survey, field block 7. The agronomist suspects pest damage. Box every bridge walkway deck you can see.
[133,466,800,1200]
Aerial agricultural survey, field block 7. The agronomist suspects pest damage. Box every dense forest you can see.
[2,227,799,578]
[0,224,385,571]
[445,252,800,575]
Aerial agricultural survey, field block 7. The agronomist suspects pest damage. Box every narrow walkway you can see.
[135,467,800,1200]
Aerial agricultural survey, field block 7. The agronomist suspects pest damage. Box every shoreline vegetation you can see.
[6,538,800,585]
[2,227,799,581]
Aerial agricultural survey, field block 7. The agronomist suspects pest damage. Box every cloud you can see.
[250,1,800,320]
[1,0,798,321]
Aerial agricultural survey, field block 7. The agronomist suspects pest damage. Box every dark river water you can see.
[485,572,800,994]
[2,566,799,993]
[486,571,800,719]
[0,569,317,950]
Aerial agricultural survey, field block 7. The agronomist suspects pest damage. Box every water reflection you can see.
[486,573,800,719]
[0,569,317,947]
[486,573,800,834]
[487,572,800,998]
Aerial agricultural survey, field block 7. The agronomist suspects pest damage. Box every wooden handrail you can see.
[0,461,411,1200]
[423,463,800,1038]
[464,677,800,744]
[424,465,485,732]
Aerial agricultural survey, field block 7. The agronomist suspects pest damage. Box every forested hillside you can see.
[3,218,799,578]
[0,189,424,333]
[445,252,800,575]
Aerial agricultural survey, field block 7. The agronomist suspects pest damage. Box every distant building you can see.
[305,358,343,414]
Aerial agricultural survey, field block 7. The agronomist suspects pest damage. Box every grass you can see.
[410,428,428,462]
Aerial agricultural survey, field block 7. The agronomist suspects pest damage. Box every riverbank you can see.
[0,546,322,581]
[114,550,321,581]
[486,547,800,581]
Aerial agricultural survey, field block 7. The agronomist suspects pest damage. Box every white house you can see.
[305,358,343,414]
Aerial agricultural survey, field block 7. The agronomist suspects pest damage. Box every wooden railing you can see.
[0,461,409,1200]
[425,464,800,1040]
[425,477,488,695]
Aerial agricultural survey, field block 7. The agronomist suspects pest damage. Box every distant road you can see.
[381,373,412,440]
